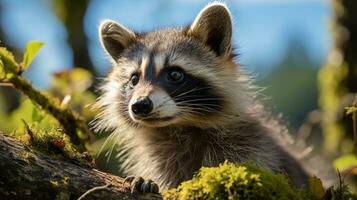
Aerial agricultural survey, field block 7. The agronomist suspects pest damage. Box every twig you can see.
[21,119,34,141]
[77,184,111,200]
[345,95,357,156]
[0,82,14,87]
[336,169,343,190]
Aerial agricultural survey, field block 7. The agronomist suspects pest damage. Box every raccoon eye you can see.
[167,69,184,83]
[129,74,139,87]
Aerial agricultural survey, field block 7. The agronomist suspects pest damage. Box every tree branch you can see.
[8,75,89,146]
[0,134,162,200]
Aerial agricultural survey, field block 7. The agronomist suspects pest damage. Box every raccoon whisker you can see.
[106,131,121,163]
[170,86,213,100]
[97,133,112,158]
[130,111,168,121]
[174,98,224,103]
[177,105,231,118]
[171,86,213,99]
[154,93,220,112]
[150,100,223,115]
[177,105,221,114]
[175,101,223,108]
[176,103,222,110]
[181,107,222,114]
[168,81,189,96]
[170,86,200,98]
[174,94,222,99]
[177,110,229,125]
[173,96,220,102]
[154,97,176,110]
[191,107,221,113]
[172,93,223,100]
[99,129,120,162]
[177,109,206,116]
[155,104,173,112]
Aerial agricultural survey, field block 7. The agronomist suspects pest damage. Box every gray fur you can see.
[94,2,310,191]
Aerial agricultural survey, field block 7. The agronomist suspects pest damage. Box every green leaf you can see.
[345,106,357,115]
[22,41,44,69]
[333,154,357,171]
[308,176,325,200]
[32,106,44,123]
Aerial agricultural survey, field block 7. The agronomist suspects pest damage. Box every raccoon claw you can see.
[124,176,159,194]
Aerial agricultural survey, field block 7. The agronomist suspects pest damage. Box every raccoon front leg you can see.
[124,176,159,194]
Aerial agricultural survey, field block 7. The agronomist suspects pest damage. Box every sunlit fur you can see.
[93,2,309,190]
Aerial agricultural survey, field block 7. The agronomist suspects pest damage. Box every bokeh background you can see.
[1,0,356,190]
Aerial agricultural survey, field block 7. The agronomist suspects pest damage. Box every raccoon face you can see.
[99,3,234,128]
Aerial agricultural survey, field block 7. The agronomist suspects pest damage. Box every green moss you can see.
[0,47,20,76]
[331,181,357,200]
[163,161,309,200]
[16,122,92,167]
[21,122,75,155]
[164,162,357,200]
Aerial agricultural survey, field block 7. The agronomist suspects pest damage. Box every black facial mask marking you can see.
[157,68,223,115]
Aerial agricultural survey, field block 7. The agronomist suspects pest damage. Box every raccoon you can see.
[94,2,309,193]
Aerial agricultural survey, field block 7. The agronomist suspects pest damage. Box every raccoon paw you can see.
[124,176,159,194]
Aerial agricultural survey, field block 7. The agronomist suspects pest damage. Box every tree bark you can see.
[0,134,162,200]
[53,0,97,75]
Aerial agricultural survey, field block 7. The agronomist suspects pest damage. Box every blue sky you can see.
[0,0,332,88]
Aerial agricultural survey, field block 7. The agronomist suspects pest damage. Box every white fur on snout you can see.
[150,90,177,118]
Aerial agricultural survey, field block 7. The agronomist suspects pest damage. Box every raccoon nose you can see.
[131,97,153,116]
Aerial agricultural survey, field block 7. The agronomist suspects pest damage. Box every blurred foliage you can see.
[50,68,96,119]
[318,0,357,190]
[0,98,59,134]
[258,38,318,132]
[319,0,357,157]
[53,0,96,74]
[334,154,357,172]
[0,67,97,134]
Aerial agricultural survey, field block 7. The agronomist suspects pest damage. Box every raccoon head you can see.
[98,3,241,128]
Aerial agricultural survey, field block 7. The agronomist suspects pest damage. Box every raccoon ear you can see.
[188,3,232,57]
[99,20,136,61]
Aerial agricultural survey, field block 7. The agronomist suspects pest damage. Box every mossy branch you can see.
[8,75,89,145]
[0,44,89,147]
[0,134,161,200]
